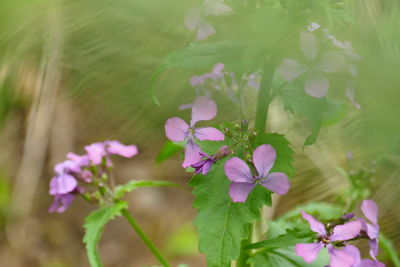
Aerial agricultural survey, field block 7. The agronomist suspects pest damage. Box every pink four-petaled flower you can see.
[165,96,224,168]
[224,144,290,202]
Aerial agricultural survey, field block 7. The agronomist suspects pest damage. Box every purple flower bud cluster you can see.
[295,200,385,267]
[49,141,138,213]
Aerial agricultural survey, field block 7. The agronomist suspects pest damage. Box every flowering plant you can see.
[47,1,400,267]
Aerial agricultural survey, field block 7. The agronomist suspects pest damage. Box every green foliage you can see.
[156,141,184,163]
[380,234,400,267]
[253,133,295,177]
[245,229,313,250]
[189,158,271,267]
[280,84,346,147]
[114,180,177,199]
[83,201,128,267]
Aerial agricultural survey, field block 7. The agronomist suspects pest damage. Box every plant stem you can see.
[254,60,277,133]
[121,209,171,267]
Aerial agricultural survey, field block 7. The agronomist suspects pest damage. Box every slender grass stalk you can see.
[121,209,171,267]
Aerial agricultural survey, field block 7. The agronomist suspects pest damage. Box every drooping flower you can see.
[191,145,229,175]
[224,144,290,202]
[165,96,225,168]
[295,211,362,267]
[48,193,75,213]
[278,31,346,98]
[184,0,231,40]
[360,200,380,261]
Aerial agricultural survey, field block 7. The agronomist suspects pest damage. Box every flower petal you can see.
[184,7,201,31]
[261,172,290,195]
[369,239,379,260]
[229,182,255,202]
[197,22,216,40]
[366,223,379,240]
[224,157,253,183]
[295,242,324,263]
[85,142,106,165]
[252,144,276,178]
[165,117,189,142]
[182,140,202,168]
[361,199,378,225]
[278,59,308,81]
[203,0,232,16]
[195,127,225,141]
[330,221,361,241]
[301,31,318,61]
[48,193,75,213]
[191,96,217,126]
[359,259,386,267]
[342,245,361,265]
[300,211,327,236]
[107,140,138,158]
[49,174,78,195]
[305,72,329,98]
[315,51,345,73]
[328,247,356,267]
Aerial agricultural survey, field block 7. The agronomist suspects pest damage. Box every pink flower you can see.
[295,211,362,267]
[359,200,381,261]
[165,96,224,168]
[224,144,290,202]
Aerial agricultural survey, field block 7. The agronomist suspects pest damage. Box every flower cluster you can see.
[224,144,290,202]
[295,200,385,267]
[48,140,138,213]
[278,22,361,107]
[165,96,225,168]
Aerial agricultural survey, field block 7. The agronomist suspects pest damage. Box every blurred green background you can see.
[0,0,399,266]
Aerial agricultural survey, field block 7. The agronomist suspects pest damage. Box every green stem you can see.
[121,209,171,267]
[254,61,277,133]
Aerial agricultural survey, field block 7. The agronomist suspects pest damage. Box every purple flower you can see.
[184,1,231,40]
[48,193,75,213]
[278,31,346,98]
[84,141,138,165]
[360,200,380,261]
[224,144,290,202]
[165,96,225,168]
[295,211,362,267]
[191,145,229,175]
[192,152,214,175]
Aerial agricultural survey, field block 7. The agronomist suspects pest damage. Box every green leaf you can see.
[83,201,128,267]
[189,159,271,267]
[254,133,295,177]
[245,230,313,250]
[156,141,183,163]
[280,85,346,147]
[114,180,177,199]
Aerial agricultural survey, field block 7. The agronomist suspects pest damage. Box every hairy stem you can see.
[121,209,171,267]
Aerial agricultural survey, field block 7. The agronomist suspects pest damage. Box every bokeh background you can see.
[0,0,399,266]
